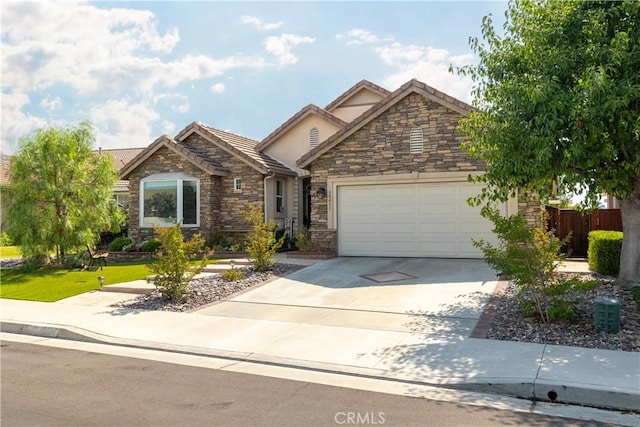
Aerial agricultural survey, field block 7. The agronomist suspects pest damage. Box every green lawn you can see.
[0,261,152,302]
[0,246,21,259]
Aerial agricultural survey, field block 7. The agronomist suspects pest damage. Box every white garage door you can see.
[338,182,504,258]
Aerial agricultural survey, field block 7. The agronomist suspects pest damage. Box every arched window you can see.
[409,126,423,154]
[310,127,319,148]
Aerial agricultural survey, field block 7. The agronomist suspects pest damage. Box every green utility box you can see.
[594,297,620,334]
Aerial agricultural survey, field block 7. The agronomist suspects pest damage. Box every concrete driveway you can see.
[195,257,499,338]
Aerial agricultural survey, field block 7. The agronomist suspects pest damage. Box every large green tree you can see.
[6,121,121,265]
[456,0,640,285]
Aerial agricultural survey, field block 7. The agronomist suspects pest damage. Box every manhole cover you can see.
[360,271,416,283]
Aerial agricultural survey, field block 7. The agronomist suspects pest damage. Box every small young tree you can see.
[147,223,209,300]
[473,208,579,323]
[242,204,285,272]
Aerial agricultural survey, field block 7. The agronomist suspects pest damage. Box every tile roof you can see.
[297,78,474,168]
[177,122,296,176]
[96,147,145,171]
[94,148,145,189]
[324,79,391,112]
[119,134,229,180]
[256,104,348,151]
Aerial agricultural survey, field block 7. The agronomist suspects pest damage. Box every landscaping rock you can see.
[111,264,302,312]
[486,274,640,352]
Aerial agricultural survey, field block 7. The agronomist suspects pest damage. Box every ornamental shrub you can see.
[242,204,284,271]
[147,223,210,300]
[588,230,623,275]
[140,239,162,252]
[222,266,245,282]
[108,236,133,251]
[0,232,13,247]
[473,207,588,324]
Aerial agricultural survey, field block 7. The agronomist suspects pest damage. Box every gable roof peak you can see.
[119,134,229,179]
[324,79,391,112]
[256,103,347,152]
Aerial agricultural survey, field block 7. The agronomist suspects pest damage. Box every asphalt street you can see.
[0,339,607,427]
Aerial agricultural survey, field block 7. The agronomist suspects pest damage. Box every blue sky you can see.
[1,1,507,154]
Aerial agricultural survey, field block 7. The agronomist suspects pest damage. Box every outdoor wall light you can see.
[316,187,326,199]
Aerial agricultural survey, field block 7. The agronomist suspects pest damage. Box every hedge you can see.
[108,236,133,252]
[587,230,623,275]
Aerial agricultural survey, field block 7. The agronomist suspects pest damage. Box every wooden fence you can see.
[545,207,623,257]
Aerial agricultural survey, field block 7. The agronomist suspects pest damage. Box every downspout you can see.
[264,173,275,222]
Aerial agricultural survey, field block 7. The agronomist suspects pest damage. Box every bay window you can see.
[140,173,199,227]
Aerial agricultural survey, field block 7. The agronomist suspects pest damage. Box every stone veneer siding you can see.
[308,93,489,253]
[128,135,265,245]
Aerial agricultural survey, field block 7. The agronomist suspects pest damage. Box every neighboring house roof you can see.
[119,134,230,179]
[97,147,145,170]
[324,79,391,112]
[95,147,145,190]
[297,79,474,168]
[175,122,296,176]
[0,154,11,187]
[256,104,348,151]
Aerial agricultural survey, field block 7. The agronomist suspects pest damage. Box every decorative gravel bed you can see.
[111,263,303,312]
[485,274,640,352]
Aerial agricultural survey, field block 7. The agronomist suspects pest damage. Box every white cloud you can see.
[375,42,475,102]
[210,83,226,94]
[162,120,176,135]
[337,28,394,46]
[1,91,48,152]
[241,15,283,31]
[265,33,316,66]
[89,99,159,149]
[39,95,63,113]
[335,28,474,101]
[0,1,269,153]
[174,102,190,113]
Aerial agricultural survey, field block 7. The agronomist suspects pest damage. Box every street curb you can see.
[3,320,638,412]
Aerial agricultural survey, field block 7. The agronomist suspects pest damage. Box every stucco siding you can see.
[262,115,342,169]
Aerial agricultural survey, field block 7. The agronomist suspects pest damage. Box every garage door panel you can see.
[378,224,416,233]
[417,186,455,197]
[418,205,456,215]
[418,241,458,255]
[418,223,457,233]
[338,183,503,258]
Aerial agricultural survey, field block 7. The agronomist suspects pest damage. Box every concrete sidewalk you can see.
[1,257,638,412]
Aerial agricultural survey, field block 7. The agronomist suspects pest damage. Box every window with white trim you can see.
[409,126,424,154]
[140,173,199,227]
[234,178,242,192]
[114,193,130,209]
[310,127,319,148]
[276,179,285,213]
